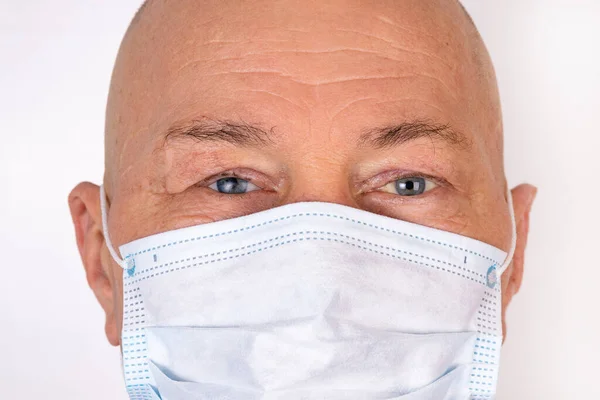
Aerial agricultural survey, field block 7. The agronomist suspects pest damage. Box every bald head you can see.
[131,0,478,34]
[106,0,501,191]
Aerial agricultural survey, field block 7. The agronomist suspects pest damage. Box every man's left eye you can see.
[377,177,437,196]
[208,177,260,194]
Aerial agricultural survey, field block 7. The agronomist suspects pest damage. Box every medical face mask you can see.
[100,186,516,400]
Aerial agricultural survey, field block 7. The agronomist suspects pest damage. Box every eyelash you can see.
[200,170,269,195]
[200,170,447,197]
[360,171,447,194]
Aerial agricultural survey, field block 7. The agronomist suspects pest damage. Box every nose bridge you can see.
[276,100,361,208]
[279,153,359,208]
[282,188,359,208]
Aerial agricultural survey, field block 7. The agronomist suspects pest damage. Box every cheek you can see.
[360,189,474,236]
[153,191,283,231]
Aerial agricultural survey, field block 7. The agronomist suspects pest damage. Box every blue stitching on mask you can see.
[123,354,147,361]
[123,312,145,321]
[480,296,498,308]
[474,353,497,360]
[123,341,146,347]
[123,348,146,354]
[470,380,493,386]
[475,338,498,345]
[123,293,142,301]
[123,327,144,333]
[472,367,494,372]
[470,289,501,394]
[476,316,497,325]
[476,310,497,319]
[471,373,494,379]
[473,347,498,356]
[123,230,489,286]
[123,320,146,329]
[122,334,146,340]
[127,376,151,381]
[126,362,149,368]
[479,304,496,313]
[125,212,503,266]
[125,369,150,374]
[124,236,491,287]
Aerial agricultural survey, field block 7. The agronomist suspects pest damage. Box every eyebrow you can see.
[358,120,471,150]
[163,117,470,150]
[164,118,275,147]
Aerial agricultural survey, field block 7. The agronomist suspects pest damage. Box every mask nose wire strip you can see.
[498,187,517,275]
[100,184,127,270]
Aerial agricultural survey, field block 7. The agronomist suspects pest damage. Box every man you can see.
[69,0,536,398]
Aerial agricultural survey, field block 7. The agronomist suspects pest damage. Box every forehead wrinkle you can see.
[373,99,445,114]
[172,30,462,86]
[329,97,447,128]
[198,70,458,95]
[162,25,463,97]
[327,97,379,124]
[171,45,455,80]
[238,47,455,71]
[153,13,465,91]
[233,89,310,112]
[333,28,456,69]
[374,14,440,41]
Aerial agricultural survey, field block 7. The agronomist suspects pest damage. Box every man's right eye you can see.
[208,177,260,194]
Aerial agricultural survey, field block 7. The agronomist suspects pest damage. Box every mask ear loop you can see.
[497,186,517,275]
[100,184,127,270]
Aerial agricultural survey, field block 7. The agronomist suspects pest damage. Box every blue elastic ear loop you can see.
[99,184,129,271]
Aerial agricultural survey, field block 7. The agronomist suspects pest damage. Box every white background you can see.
[1,1,598,399]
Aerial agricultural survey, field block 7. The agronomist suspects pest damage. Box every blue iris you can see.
[395,177,426,196]
[215,177,250,194]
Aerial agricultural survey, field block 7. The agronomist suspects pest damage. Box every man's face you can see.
[69,0,536,346]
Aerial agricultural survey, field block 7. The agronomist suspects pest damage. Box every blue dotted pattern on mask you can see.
[124,232,500,291]
[468,283,503,398]
[121,285,155,399]
[125,211,503,266]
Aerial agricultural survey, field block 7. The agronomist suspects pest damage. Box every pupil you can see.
[405,181,414,190]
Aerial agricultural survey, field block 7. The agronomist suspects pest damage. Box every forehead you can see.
[110,0,484,172]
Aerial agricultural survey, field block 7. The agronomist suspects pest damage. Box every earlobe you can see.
[501,183,537,339]
[68,182,120,346]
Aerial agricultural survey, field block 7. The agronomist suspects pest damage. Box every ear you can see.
[68,182,120,346]
[501,183,537,340]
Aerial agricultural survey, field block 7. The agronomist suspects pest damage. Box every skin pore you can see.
[69,0,537,347]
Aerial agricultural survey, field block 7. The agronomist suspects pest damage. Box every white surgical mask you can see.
[100,185,516,400]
